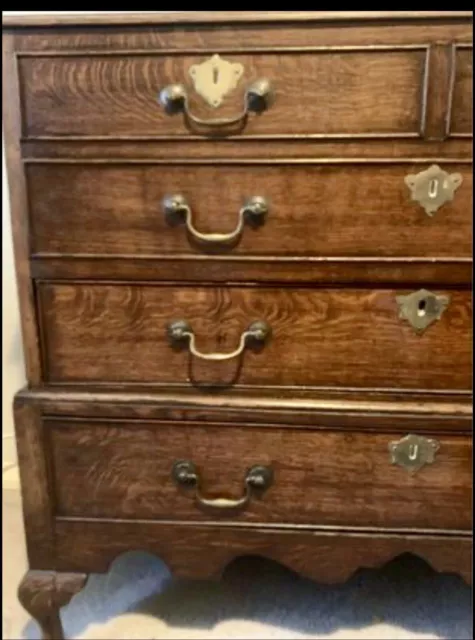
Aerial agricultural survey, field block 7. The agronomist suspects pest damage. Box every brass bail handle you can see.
[158,78,273,132]
[172,460,274,513]
[167,320,271,362]
[162,194,268,248]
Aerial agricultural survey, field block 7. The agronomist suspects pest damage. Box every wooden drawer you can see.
[38,283,472,391]
[47,418,472,531]
[18,44,472,139]
[28,162,472,259]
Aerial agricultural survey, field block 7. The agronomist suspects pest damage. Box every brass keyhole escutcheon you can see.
[404,164,463,217]
[389,434,440,473]
[396,289,450,334]
[188,54,244,108]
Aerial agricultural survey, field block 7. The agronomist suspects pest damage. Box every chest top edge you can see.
[2,11,473,30]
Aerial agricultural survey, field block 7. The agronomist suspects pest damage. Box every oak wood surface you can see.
[3,12,473,28]
[13,401,55,568]
[19,49,430,139]
[53,520,472,585]
[451,47,473,135]
[16,385,473,432]
[37,283,472,391]
[47,417,472,530]
[27,162,473,259]
[4,12,473,608]
[18,571,87,640]
[11,25,472,82]
[30,256,473,286]
[2,34,42,384]
[20,140,474,160]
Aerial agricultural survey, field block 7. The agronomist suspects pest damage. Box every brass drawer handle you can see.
[162,194,268,248]
[167,320,271,362]
[172,460,273,512]
[158,78,273,133]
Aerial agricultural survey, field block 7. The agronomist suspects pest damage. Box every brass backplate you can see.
[396,289,449,334]
[404,164,463,216]
[389,434,440,473]
[189,54,244,108]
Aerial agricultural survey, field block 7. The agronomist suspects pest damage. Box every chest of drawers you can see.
[3,11,473,639]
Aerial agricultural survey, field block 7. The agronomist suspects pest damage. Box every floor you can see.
[2,470,472,640]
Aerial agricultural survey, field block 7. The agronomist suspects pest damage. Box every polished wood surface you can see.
[48,418,472,530]
[18,572,87,640]
[30,256,473,287]
[53,521,472,585]
[38,283,472,390]
[2,34,42,383]
[3,12,472,638]
[27,162,472,259]
[20,50,431,138]
[4,12,473,28]
[17,386,473,431]
[451,47,473,135]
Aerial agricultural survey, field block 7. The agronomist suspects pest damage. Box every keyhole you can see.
[417,299,427,317]
[213,66,219,84]
[428,178,439,199]
[408,444,419,461]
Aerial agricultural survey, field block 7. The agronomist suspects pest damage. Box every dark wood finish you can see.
[9,25,472,85]
[15,386,474,433]
[3,12,473,28]
[424,44,454,141]
[3,14,473,633]
[38,283,472,391]
[18,571,87,640]
[53,520,472,585]
[30,256,473,287]
[47,417,472,530]
[27,162,472,259]
[451,45,473,136]
[2,34,42,383]
[20,139,474,160]
[19,49,430,139]
[13,400,54,567]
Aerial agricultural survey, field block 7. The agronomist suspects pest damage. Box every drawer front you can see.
[38,284,472,391]
[48,419,472,530]
[28,163,472,259]
[18,48,444,138]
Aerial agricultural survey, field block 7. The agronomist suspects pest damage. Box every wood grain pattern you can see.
[30,256,473,286]
[11,23,472,66]
[451,46,473,135]
[2,34,42,384]
[19,49,427,138]
[47,418,472,531]
[20,139,474,160]
[17,385,473,433]
[27,163,472,259]
[53,520,472,586]
[424,44,454,140]
[13,398,54,567]
[4,12,473,603]
[38,283,472,391]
